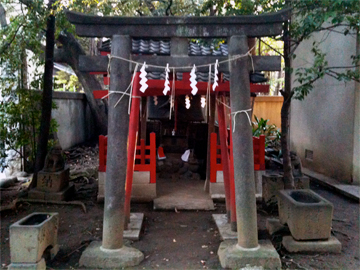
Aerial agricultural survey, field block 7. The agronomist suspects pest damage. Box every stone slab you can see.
[154,196,215,210]
[266,218,289,235]
[282,235,342,254]
[303,168,360,202]
[28,183,74,201]
[8,258,46,270]
[210,182,225,200]
[97,172,156,202]
[36,168,69,192]
[124,213,144,241]
[213,214,237,240]
[218,239,281,269]
[133,171,151,184]
[254,170,265,197]
[79,241,144,268]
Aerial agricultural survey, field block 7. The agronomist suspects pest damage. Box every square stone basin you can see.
[277,189,333,241]
[10,212,59,263]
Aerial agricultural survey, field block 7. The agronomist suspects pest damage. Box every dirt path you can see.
[0,144,358,269]
[1,181,359,269]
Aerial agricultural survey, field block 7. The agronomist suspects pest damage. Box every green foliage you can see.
[201,0,285,15]
[252,115,281,147]
[0,0,58,172]
[0,89,58,172]
[54,71,82,92]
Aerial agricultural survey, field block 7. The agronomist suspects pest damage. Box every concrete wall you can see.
[52,92,95,150]
[290,30,358,184]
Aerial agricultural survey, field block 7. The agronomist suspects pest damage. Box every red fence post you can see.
[99,135,105,172]
[140,139,145,165]
[149,133,156,184]
[217,95,232,221]
[210,133,217,183]
[259,135,266,170]
[124,72,141,229]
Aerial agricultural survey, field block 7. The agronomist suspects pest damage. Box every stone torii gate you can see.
[66,9,289,269]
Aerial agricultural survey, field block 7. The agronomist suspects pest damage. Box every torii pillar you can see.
[79,35,144,268]
[218,35,281,269]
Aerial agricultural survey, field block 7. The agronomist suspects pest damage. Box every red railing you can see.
[210,133,265,183]
[98,132,157,183]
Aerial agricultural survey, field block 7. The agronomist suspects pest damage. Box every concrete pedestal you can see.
[123,213,144,241]
[36,167,69,192]
[79,241,144,268]
[262,174,310,211]
[8,258,46,270]
[218,240,281,269]
[97,172,156,203]
[282,236,342,254]
[28,183,74,201]
[213,214,237,240]
[266,218,288,235]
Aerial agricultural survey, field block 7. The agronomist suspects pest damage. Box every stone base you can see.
[209,182,225,200]
[79,241,144,268]
[8,258,46,270]
[262,174,310,212]
[97,172,156,203]
[213,214,237,240]
[210,171,263,202]
[37,167,70,192]
[124,213,144,241]
[282,236,342,254]
[266,218,289,235]
[218,240,281,269]
[254,170,265,198]
[28,183,74,201]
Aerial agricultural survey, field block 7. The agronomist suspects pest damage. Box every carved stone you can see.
[278,189,333,240]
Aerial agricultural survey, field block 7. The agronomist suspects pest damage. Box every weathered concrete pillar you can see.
[229,35,258,249]
[79,35,144,268]
[218,35,281,269]
[102,35,132,249]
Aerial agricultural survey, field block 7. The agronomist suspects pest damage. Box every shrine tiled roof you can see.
[100,39,230,82]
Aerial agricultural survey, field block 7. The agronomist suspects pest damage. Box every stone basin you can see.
[10,212,59,264]
[277,189,333,241]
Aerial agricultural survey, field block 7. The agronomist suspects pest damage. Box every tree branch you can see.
[259,38,284,57]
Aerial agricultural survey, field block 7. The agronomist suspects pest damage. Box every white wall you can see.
[290,29,358,184]
[52,92,95,150]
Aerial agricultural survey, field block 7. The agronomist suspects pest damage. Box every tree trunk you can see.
[56,33,108,135]
[0,3,6,28]
[281,10,295,189]
[32,1,56,188]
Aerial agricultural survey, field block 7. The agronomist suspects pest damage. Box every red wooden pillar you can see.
[217,93,232,222]
[124,72,141,229]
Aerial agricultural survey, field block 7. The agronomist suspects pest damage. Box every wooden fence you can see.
[252,96,283,129]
